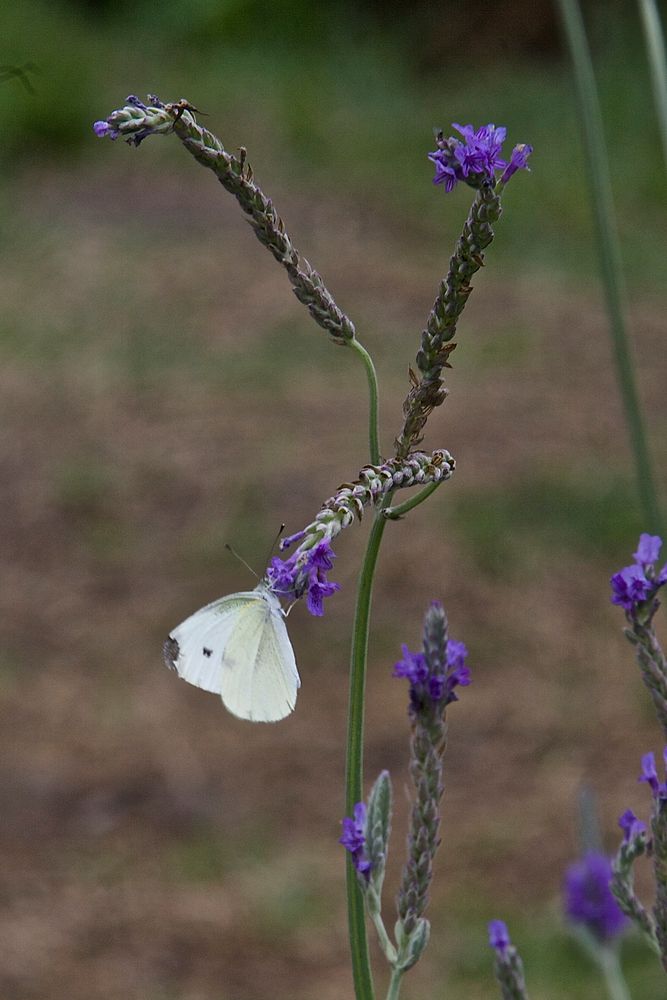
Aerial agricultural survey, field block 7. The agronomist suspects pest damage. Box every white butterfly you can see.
[163,582,300,722]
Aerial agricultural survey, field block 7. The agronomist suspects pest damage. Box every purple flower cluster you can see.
[610,533,667,614]
[428,123,532,193]
[267,537,340,617]
[393,636,470,709]
[339,802,371,879]
[639,748,667,799]
[564,851,628,943]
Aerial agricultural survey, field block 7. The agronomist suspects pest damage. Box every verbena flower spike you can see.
[611,533,667,737]
[341,601,470,999]
[269,451,455,615]
[488,921,531,1000]
[395,124,532,458]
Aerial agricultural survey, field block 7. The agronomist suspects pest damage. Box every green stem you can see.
[597,947,633,1000]
[346,494,394,1000]
[385,967,403,1000]
[383,481,441,520]
[368,903,398,966]
[638,0,667,173]
[350,338,381,464]
[557,0,664,536]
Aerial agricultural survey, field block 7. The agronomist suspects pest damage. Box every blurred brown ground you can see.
[0,144,665,1000]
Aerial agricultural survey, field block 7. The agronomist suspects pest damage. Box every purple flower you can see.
[564,852,628,942]
[306,577,340,616]
[634,533,663,567]
[500,144,533,184]
[266,538,340,617]
[393,634,470,710]
[92,120,119,140]
[639,748,667,798]
[279,529,306,551]
[610,533,667,614]
[618,808,647,842]
[488,919,511,958]
[428,123,530,194]
[340,802,371,879]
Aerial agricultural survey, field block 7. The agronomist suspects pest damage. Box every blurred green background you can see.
[1,1,666,997]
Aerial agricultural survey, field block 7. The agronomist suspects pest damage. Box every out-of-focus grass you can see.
[450,471,643,579]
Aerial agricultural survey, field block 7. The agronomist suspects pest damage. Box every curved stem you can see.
[383,481,442,520]
[346,493,394,1000]
[349,338,381,465]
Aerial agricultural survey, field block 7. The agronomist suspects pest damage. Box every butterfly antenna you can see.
[224,543,259,580]
[264,523,285,567]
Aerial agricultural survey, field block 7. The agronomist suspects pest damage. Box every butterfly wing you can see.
[220,589,300,722]
[164,590,260,694]
[164,586,300,722]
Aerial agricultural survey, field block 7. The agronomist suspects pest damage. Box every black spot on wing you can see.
[203,647,212,657]
[163,636,180,671]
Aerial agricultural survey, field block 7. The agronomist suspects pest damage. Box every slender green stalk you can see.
[385,967,403,1000]
[597,947,632,1000]
[350,338,381,464]
[346,495,394,1000]
[384,481,441,520]
[638,0,667,172]
[557,0,664,536]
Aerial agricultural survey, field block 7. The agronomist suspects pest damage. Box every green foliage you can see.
[450,470,643,578]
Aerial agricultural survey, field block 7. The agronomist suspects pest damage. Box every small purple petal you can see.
[306,578,340,617]
[500,143,533,184]
[93,120,116,138]
[639,752,660,797]
[488,919,511,957]
[310,540,336,571]
[279,529,307,551]
[634,533,662,568]
[618,808,647,842]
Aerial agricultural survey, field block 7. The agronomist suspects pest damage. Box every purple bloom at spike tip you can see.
[393,633,470,710]
[618,808,647,843]
[93,120,119,140]
[488,919,511,958]
[428,122,530,194]
[267,537,340,616]
[339,802,371,879]
[564,852,628,943]
[611,533,667,614]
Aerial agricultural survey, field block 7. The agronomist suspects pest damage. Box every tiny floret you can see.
[488,919,511,957]
[618,808,647,842]
[639,748,667,798]
[563,851,628,942]
[340,802,371,879]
